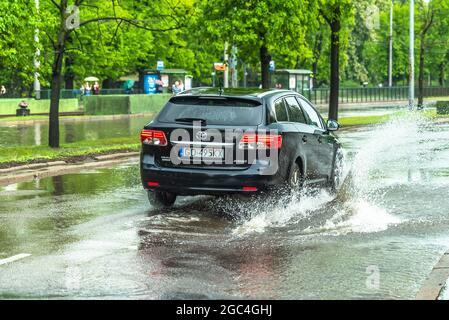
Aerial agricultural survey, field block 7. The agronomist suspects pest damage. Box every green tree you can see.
[320,0,354,121]
[0,1,38,95]
[200,0,316,89]
[416,0,449,107]
[37,0,191,148]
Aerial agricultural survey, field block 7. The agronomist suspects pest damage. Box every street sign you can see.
[157,61,165,71]
[214,63,227,71]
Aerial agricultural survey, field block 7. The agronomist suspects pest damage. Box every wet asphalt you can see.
[1,111,449,299]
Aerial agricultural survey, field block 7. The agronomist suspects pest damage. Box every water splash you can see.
[232,189,334,236]
[229,112,433,236]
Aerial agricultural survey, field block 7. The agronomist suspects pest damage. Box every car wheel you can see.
[329,148,344,193]
[148,190,177,208]
[288,162,304,191]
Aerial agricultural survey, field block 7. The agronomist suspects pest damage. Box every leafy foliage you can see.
[1,0,449,94]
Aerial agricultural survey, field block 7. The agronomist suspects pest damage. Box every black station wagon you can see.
[140,88,342,207]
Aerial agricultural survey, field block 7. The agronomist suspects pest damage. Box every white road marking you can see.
[0,254,32,266]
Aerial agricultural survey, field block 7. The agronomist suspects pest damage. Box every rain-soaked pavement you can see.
[1,112,449,299]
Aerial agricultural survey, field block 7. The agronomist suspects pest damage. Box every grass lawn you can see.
[0,137,140,167]
[337,109,449,127]
[338,114,394,126]
[421,108,449,118]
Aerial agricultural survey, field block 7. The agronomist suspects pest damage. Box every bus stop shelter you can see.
[142,69,192,93]
[272,69,313,94]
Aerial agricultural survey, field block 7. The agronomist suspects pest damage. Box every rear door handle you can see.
[302,135,308,143]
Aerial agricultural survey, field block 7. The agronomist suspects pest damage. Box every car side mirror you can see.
[327,119,340,132]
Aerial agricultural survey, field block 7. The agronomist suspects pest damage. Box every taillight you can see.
[140,129,168,146]
[147,182,160,188]
[239,134,283,150]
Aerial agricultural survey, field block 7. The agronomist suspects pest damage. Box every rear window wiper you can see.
[175,118,207,124]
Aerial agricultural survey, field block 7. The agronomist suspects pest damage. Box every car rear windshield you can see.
[158,97,263,126]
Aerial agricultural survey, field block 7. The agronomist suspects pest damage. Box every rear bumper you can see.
[140,153,285,196]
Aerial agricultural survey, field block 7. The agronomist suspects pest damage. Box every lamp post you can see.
[34,0,41,100]
[388,1,393,87]
[409,0,415,110]
[224,42,229,88]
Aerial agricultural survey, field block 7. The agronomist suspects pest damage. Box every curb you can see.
[0,161,67,174]
[416,250,449,300]
[0,152,140,186]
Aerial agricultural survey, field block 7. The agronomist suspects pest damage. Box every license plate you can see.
[180,147,224,159]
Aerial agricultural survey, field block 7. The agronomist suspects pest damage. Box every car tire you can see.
[287,162,304,192]
[148,190,177,208]
[329,148,344,193]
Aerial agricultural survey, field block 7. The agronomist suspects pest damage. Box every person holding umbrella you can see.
[84,82,92,96]
[84,77,99,96]
[93,82,100,95]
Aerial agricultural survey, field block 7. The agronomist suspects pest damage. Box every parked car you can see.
[140,88,342,207]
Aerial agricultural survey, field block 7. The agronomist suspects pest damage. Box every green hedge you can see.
[84,94,171,115]
[436,101,449,115]
[129,94,172,114]
[0,99,80,116]
[84,95,130,115]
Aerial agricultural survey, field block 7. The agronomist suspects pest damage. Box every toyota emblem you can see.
[196,131,208,141]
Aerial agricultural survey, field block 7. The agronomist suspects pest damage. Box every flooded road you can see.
[0,117,150,147]
[1,113,449,299]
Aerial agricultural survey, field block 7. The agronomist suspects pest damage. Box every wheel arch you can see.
[293,154,306,177]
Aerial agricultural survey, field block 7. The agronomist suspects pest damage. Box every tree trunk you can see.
[102,79,113,89]
[49,47,65,148]
[64,57,75,89]
[260,45,271,89]
[49,20,68,148]
[418,36,425,108]
[439,61,446,87]
[328,8,341,121]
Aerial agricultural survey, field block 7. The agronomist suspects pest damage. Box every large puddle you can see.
[1,112,449,299]
[0,117,151,147]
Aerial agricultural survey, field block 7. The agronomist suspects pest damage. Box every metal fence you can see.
[2,86,449,104]
[300,86,449,105]
[35,88,144,100]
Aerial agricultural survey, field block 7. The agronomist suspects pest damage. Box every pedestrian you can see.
[0,85,6,96]
[172,81,182,95]
[156,80,164,94]
[93,82,100,95]
[84,83,92,96]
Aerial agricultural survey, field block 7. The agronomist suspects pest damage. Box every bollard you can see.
[16,100,31,117]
